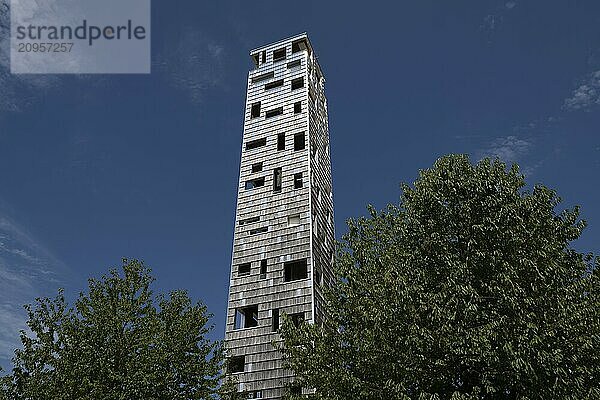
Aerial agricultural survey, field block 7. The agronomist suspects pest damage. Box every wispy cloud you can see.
[0,0,65,114]
[1,2,222,115]
[474,118,559,177]
[0,208,66,369]
[153,28,225,105]
[479,135,532,163]
[563,70,600,111]
[0,0,116,116]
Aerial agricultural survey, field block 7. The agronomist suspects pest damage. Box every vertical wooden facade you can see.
[224,34,334,399]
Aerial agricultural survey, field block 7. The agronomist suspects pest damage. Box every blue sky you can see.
[1,0,599,369]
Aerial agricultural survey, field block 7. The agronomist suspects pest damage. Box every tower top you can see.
[249,32,312,57]
[248,33,324,81]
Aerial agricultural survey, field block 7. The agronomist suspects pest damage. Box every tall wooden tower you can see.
[225,33,334,399]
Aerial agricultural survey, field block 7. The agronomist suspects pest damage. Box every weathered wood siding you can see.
[225,33,334,399]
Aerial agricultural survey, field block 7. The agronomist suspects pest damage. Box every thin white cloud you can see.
[0,0,64,113]
[476,128,559,178]
[476,135,545,176]
[1,1,222,114]
[563,70,600,111]
[0,209,66,369]
[0,303,27,362]
[479,135,532,162]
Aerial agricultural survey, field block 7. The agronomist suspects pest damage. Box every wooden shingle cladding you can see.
[225,33,334,399]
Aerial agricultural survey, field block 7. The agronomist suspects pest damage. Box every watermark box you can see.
[11,0,151,74]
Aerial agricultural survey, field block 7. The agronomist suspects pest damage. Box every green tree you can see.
[0,259,240,400]
[280,155,600,399]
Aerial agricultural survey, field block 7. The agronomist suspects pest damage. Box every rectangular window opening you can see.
[246,138,266,150]
[315,268,322,286]
[273,48,286,62]
[261,50,266,64]
[251,162,263,173]
[250,102,261,119]
[245,177,265,190]
[272,308,279,332]
[292,39,309,54]
[273,168,282,192]
[294,132,306,151]
[265,79,284,90]
[250,226,268,235]
[235,305,258,329]
[287,59,301,69]
[294,101,302,114]
[290,312,305,328]
[228,355,245,373]
[239,216,260,226]
[260,259,267,278]
[277,133,285,151]
[284,259,308,282]
[291,77,304,90]
[294,172,303,189]
[238,262,251,276]
[251,71,274,83]
[265,107,283,118]
[288,214,301,227]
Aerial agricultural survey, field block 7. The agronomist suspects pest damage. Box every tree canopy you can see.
[280,155,600,399]
[1,259,237,400]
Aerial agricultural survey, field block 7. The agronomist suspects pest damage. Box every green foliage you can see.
[280,155,600,399]
[0,259,236,400]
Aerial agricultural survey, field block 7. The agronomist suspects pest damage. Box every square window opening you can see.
[290,312,305,328]
[291,77,304,90]
[251,162,263,173]
[284,259,308,282]
[288,214,301,227]
[238,262,251,275]
[228,355,245,373]
[235,305,258,329]
[292,39,309,54]
[287,59,301,69]
[273,47,286,62]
